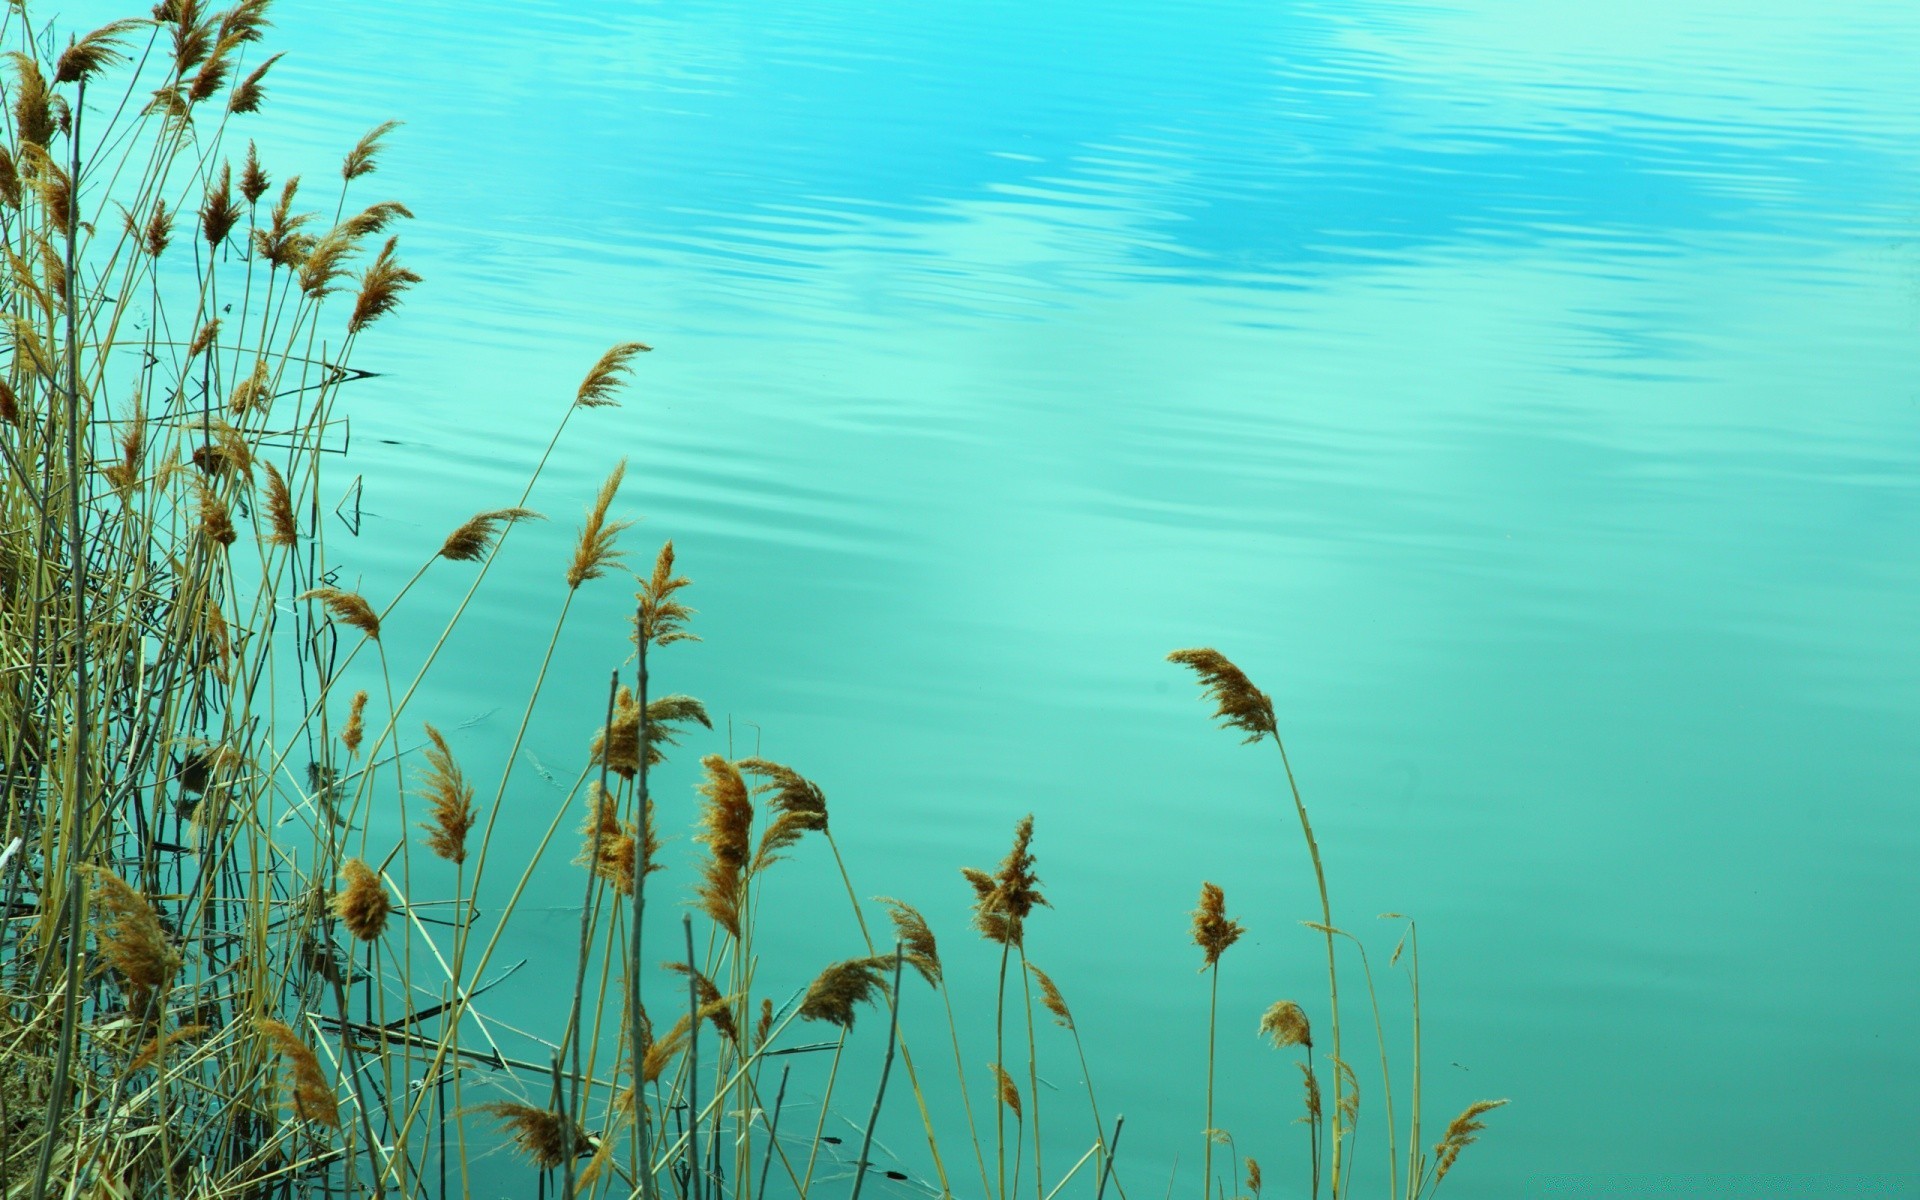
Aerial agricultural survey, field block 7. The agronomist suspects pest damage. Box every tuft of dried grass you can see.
[261,460,296,546]
[201,162,240,247]
[10,52,54,150]
[54,19,142,84]
[693,754,753,936]
[1258,1000,1312,1050]
[1167,648,1277,743]
[439,506,540,562]
[961,813,1048,948]
[296,230,353,298]
[341,689,369,757]
[187,317,221,361]
[82,867,179,1008]
[240,140,268,204]
[477,1102,587,1170]
[226,51,282,114]
[566,459,630,589]
[334,858,390,941]
[877,897,942,988]
[347,236,421,334]
[664,962,739,1042]
[574,782,655,895]
[757,998,773,1046]
[193,479,236,547]
[740,757,828,871]
[127,1023,210,1074]
[1192,881,1244,969]
[574,341,650,408]
[229,356,272,415]
[798,957,889,1030]
[1297,1062,1321,1124]
[1246,1157,1262,1196]
[259,1019,340,1127]
[641,1012,691,1084]
[990,1062,1022,1119]
[340,199,413,240]
[1432,1099,1507,1184]
[343,120,402,181]
[418,724,476,865]
[253,176,315,270]
[1026,962,1072,1029]
[299,587,380,640]
[635,539,698,647]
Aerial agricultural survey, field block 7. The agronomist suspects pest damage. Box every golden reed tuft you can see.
[693,754,753,937]
[798,957,889,1030]
[299,586,380,640]
[574,782,649,895]
[478,1102,585,1170]
[193,478,235,547]
[740,756,828,871]
[1433,1099,1507,1184]
[342,120,402,181]
[240,140,268,205]
[259,1019,341,1128]
[439,506,540,562]
[1026,962,1072,1029]
[1167,648,1277,743]
[961,813,1048,948]
[635,540,697,647]
[127,1023,209,1074]
[1298,1062,1321,1124]
[1192,881,1244,968]
[229,357,272,414]
[418,723,476,865]
[334,857,390,941]
[226,51,281,115]
[82,867,179,1008]
[347,236,421,335]
[566,459,630,589]
[1259,1000,1312,1050]
[261,460,296,546]
[1246,1157,1262,1196]
[574,341,651,408]
[54,19,139,84]
[877,897,942,988]
[341,689,369,756]
[665,961,739,1042]
[990,1062,1022,1119]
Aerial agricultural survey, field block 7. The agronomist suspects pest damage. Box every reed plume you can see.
[343,119,402,181]
[566,459,630,589]
[635,539,697,646]
[1259,1001,1311,1050]
[348,236,421,334]
[341,689,369,756]
[54,18,140,84]
[141,198,173,255]
[877,897,942,987]
[438,506,539,562]
[187,317,221,360]
[1432,1099,1506,1186]
[261,460,296,545]
[1246,1157,1262,1196]
[10,53,53,150]
[574,341,650,408]
[641,1012,691,1085]
[259,1019,340,1127]
[201,162,240,247]
[575,782,653,895]
[1026,962,1072,1029]
[757,998,774,1046]
[82,867,179,1008]
[989,1063,1022,1120]
[693,754,753,936]
[961,813,1047,947]
[334,857,390,941]
[240,141,267,204]
[127,1023,208,1074]
[478,1102,585,1170]
[0,147,18,210]
[418,723,476,865]
[229,357,272,414]
[1192,881,1244,969]
[194,478,236,547]
[664,961,739,1042]
[1167,648,1276,743]
[798,957,890,1030]
[253,177,315,270]
[590,690,712,777]
[1299,1063,1321,1124]
[226,51,281,114]
[299,586,380,640]
[740,756,828,870]
[297,230,353,298]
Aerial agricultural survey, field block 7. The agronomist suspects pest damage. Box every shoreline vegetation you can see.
[0,3,1502,1197]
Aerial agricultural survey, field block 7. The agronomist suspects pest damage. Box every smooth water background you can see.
[92,0,1920,1193]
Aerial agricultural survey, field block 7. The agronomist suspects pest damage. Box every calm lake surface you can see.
[93,0,1920,1193]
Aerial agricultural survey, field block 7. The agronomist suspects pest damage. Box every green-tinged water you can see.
[79,0,1920,1194]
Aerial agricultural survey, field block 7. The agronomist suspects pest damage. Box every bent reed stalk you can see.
[0,5,1505,1198]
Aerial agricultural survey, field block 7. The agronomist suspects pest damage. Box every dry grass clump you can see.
[635,539,697,646]
[1027,962,1072,1029]
[439,506,540,562]
[574,340,650,408]
[878,897,943,988]
[798,957,890,1029]
[1192,881,1244,968]
[478,1101,587,1170]
[83,867,179,1009]
[418,723,476,864]
[259,1020,341,1128]
[1432,1099,1507,1185]
[693,754,753,936]
[300,586,381,639]
[566,459,630,588]
[1259,1001,1312,1050]
[989,1063,1022,1119]
[1167,648,1277,743]
[334,858,390,941]
[961,814,1048,947]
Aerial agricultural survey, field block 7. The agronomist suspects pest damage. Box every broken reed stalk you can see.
[849,943,908,1200]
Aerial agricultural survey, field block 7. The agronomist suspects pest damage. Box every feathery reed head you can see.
[757,997,774,1046]
[240,140,268,204]
[226,51,281,114]
[229,357,272,415]
[479,1102,586,1170]
[55,19,141,84]
[990,1062,1022,1119]
[798,957,890,1030]
[1297,1062,1321,1125]
[1433,1099,1507,1184]
[341,689,369,756]
[348,236,421,334]
[259,1019,340,1127]
[140,198,174,256]
[665,961,739,1041]
[962,813,1048,947]
[342,119,401,180]
[590,686,641,779]
[1259,1000,1311,1050]
[574,340,650,408]
[127,1023,210,1074]
[438,506,540,562]
[877,897,942,988]
[566,459,630,589]
[334,858,390,941]
[297,230,353,298]
[82,867,179,1007]
[261,460,296,546]
[741,757,828,870]
[1192,881,1244,969]
[574,782,652,895]
[193,478,235,547]
[254,176,315,270]
[201,162,240,247]
[694,754,753,936]
[641,1012,691,1084]
[418,723,476,865]
[299,587,380,640]
[1246,1158,1262,1196]
[1027,962,1073,1029]
[187,317,221,361]
[1167,648,1277,743]
[635,539,698,647]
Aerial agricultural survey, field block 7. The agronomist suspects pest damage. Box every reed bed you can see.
[0,4,1503,1198]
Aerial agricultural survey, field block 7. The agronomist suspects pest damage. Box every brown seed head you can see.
[1246,1158,1262,1196]
[194,478,236,547]
[876,897,941,988]
[342,120,402,181]
[665,961,739,1042]
[566,459,631,588]
[187,49,231,104]
[299,587,380,640]
[261,460,296,546]
[240,141,268,204]
[297,230,354,298]
[741,757,828,871]
[1192,881,1244,969]
[439,506,541,562]
[259,1018,340,1127]
[1297,1062,1322,1124]
[635,540,698,647]
[187,317,221,361]
[798,957,889,1030]
[1027,962,1072,1029]
[574,340,651,408]
[141,198,174,256]
[128,1023,210,1074]
[226,51,282,114]
[55,19,142,84]
[1433,1099,1508,1184]
[82,867,179,1008]
[1259,1000,1312,1050]
[202,162,241,247]
[694,754,753,936]
[1167,648,1278,743]
[334,858,390,941]
[478,1102,586,1170]
[757,997,774,1046]
[339,199,414,240]
[348,236,421,334]
[962,814,1047,947]
[0,147,20,209]
[418,723,477,865]
[229,357,273,415]
[341,690,369,757]
[10,53,54,150]
[990,1062,1022,1119]
[253,176,316,270]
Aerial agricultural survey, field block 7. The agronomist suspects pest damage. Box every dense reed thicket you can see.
[0,4,1501,1198]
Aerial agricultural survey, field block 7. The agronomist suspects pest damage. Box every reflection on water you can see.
[89,0,1920,1191]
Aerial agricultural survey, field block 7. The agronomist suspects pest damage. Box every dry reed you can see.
[1192,881,1244,968]
[566,458,630,588]
[418,723,476,864]
[335,858,390,941]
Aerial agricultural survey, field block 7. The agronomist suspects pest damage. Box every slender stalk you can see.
[849,944,906,1200]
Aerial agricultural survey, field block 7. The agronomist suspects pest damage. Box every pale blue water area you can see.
[75,0,1920,1193]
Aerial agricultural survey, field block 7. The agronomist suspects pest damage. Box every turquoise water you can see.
[97,0,1920,1194]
